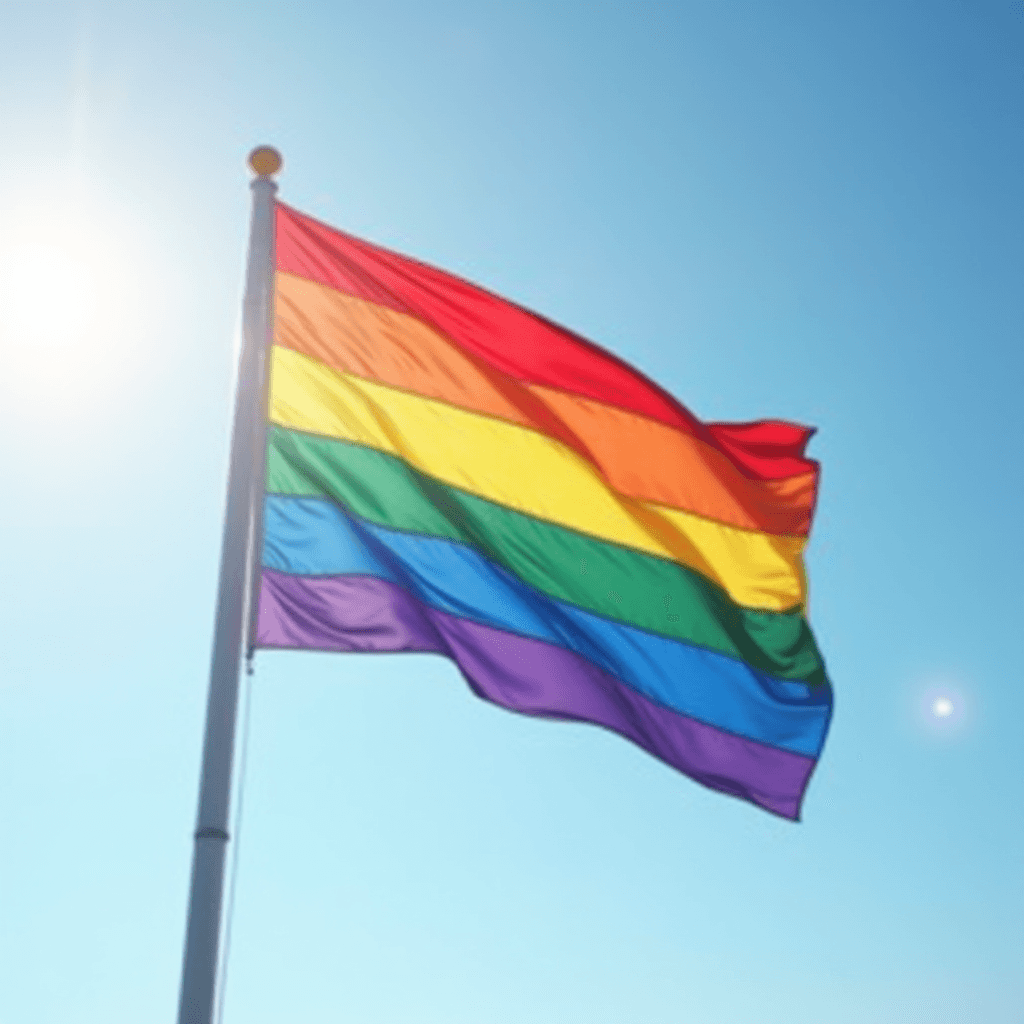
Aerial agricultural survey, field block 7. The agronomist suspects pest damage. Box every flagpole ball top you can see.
[248,146,282,178]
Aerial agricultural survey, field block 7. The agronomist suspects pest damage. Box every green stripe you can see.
[266,426,828,685]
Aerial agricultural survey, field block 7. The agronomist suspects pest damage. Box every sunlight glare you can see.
[2,231,103,351]
[0,192,149,419]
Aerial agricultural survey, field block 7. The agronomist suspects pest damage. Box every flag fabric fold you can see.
[255,201,832,819]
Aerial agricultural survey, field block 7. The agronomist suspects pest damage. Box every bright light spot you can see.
[915,677,972,738]
[0,189,152,420]
[1,233,103,351]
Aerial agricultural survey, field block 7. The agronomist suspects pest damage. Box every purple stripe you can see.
[257,570,817,819]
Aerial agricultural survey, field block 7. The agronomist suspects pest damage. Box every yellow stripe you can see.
[269,346,807,611]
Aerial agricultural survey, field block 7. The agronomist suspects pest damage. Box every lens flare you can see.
[916,678,971,738]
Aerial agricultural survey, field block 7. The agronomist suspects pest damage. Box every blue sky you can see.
[1,3,1022,1022]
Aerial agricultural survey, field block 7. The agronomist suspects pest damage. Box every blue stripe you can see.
[262,495,830,756]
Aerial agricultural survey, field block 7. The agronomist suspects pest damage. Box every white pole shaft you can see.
[177,163,277,1024]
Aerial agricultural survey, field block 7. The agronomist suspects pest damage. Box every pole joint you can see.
[194,828,231,841]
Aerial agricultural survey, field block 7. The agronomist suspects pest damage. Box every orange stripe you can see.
[274,272,815,536]
[532,389,816,537]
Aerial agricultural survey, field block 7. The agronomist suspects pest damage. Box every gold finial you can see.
[248,146,283,178]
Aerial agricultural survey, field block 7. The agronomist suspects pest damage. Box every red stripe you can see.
[275,202,819,483]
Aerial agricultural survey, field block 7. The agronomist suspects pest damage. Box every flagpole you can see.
[177,146,281,1024]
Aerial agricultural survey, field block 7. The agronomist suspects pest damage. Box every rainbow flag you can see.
[255,203,832,819]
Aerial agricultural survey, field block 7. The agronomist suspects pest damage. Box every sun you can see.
[1,228,104,352]
[0,192,149,418]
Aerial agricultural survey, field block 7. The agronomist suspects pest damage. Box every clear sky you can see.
[1,3,1022,1022]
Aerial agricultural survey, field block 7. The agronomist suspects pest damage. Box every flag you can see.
[255,202,832,819]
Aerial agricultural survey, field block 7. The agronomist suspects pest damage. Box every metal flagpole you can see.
[177,146,281,1024]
